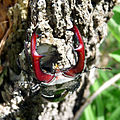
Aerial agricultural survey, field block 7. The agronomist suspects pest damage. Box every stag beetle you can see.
[30,24,85,101]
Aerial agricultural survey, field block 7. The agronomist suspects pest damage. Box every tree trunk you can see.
[0,0,118,120]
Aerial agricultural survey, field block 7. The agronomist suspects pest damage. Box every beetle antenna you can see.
[84,66,112,73]
[92,66,112,70]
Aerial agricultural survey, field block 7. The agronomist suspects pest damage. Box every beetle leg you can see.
[31,33,55,83]
[63,25,85,77]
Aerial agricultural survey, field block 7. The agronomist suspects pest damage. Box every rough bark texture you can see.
[0,0,118,120]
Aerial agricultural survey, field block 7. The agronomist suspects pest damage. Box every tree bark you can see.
[0,0,118,120]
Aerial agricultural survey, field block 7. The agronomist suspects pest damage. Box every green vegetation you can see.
[80,5,120,120]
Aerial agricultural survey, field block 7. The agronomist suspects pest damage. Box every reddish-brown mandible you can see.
[31,25,85,83]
